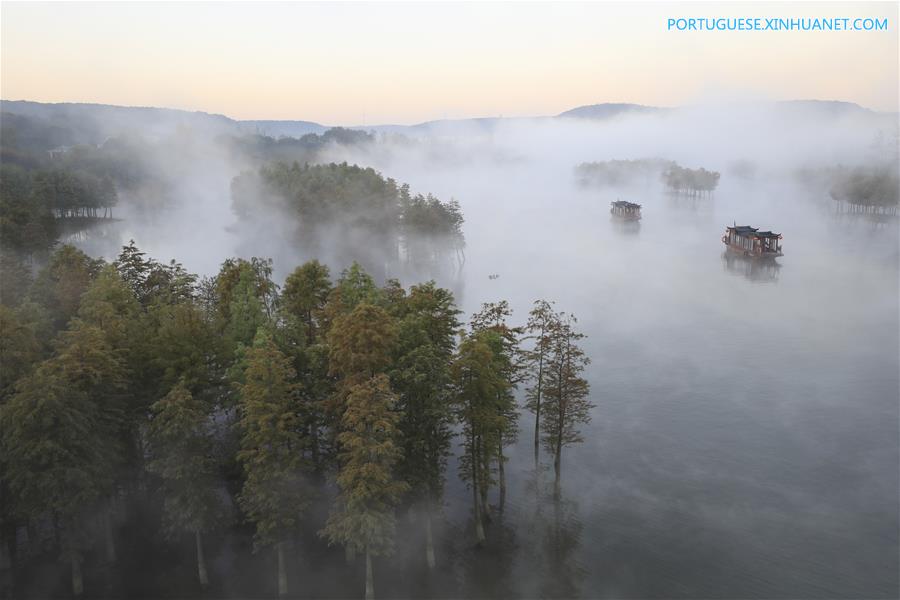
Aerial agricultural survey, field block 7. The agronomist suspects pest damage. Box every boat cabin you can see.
[610,200,642,221]
[722,225,783,258]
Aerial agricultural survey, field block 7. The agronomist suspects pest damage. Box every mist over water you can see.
[64,104,898,598]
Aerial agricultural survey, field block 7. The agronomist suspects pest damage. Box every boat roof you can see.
[611,200,641,209]
[727,225,781,238]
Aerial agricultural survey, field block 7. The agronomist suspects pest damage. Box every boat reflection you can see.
[721,251,781,283]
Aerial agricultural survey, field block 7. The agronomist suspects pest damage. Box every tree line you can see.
[0,242,590,599]
[231,162,465,278]
[661,164,720,197]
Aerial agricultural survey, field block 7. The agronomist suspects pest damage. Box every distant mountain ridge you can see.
[0,99,891,143]
[557,103,666,119]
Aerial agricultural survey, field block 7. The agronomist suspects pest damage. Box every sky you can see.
[1,1,897,125]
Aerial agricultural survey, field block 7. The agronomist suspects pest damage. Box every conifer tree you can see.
[147,381,224,588]
[451,331,509,544]
[524,300,559,467]
[320,374,408,600]
[0,318,127,596]
[541,314,592,498]
[235,329,309,597]
[469,301,521,511]
[390,282,460,568]
[282,260,331,345]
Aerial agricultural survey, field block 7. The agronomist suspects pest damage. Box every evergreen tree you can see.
[469,301,522,511]
[282,260,331,345]
[320,374,408,600]
[451,331,509,544]
[524,300,559,467]
[235,329,309,597]
[0,318,127,596]
[0,304,40,401]
[28,245,103,329]
[147,381,224,588]
[541,314,592,498]
[390,282,460,568]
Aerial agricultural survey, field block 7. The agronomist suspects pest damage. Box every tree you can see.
[235,330,309,597]
[451,331,510,544]
[282,260,331,345]
[320,374,408,600]
[469,301,521,511]
[0,304,40,401]
[28,245,103,329]
[328,302,397,384]
[280,260,333,474]
[147,381,224,588]
[389,282,460,568]
[0,319,127,596]
[0,364,105,597]
[524,300,559,467]
[541,314,592,498]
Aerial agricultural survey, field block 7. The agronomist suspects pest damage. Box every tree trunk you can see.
[345,544,356,564]
[554,432,562,500]
[365,547,374,600]
[103,506,116,563]
[195,530,209,588]
[71,554,83,597]
[472,474,485,545]
[424,504,436,569]
[277,542,288,597]
[534,352,544,467]
[498,441,506,512]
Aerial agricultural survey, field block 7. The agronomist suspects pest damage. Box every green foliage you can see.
[390,282,460,504]
[213,257,278,329]
[236,330,310,549]
[540,314,593,472]
[320,374,407,557]
[147,381,225,537]
[0,304,41,401]
[0,164,57,256]
[829,165,900,209]
[29,244,104,329]
[114,240,198,307]
[0,361,108,522]
[231,162,464,274]
[451,330,511,495]
[282,260,331,344]
[328,302,397,381]
[662,164,720,195]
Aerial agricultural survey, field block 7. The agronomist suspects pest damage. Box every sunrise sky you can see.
[1,1,897,125]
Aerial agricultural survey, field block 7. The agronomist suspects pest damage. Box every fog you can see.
[60,99,899,597]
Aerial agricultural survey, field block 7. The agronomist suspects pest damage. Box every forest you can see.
[0,240,591,599]
[231,162,465,278]
[574,159,722,198]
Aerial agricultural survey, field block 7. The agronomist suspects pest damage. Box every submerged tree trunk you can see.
[424,503,436,569]
[472,469,486,545]
[534,350,545,467]
[498,441,506,512]
[554,429,563,499]
[365,546,374,600]
[71,554,83,597]
[103,506,116,563]
[195,530,209,588]
[277,542,288,597]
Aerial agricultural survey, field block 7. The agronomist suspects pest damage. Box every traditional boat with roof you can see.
[610,200,642,221]
[722,224,783,258]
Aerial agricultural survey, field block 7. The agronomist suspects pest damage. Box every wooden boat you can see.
[722,225,782,258]
[610,200,641,221]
